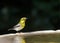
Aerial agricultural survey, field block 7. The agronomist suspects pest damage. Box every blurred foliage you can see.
[30,0,60,31]
[26,0,60,31]
[0,0,60,34]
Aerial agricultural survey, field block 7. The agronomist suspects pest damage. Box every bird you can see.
[8,17,27,43]
[8,17,27,32]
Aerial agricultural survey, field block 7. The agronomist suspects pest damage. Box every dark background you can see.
[0,0,60,34]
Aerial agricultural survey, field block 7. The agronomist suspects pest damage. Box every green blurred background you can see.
[0,0,60,34]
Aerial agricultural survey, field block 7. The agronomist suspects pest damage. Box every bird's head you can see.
[20,17,27,21]
[19,17,27,24]
[21,17,27,20]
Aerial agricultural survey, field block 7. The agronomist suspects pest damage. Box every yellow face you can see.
[20,17,27,23]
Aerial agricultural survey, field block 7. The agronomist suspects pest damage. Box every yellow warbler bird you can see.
[8,17,27,43]
[13,17,27,31]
